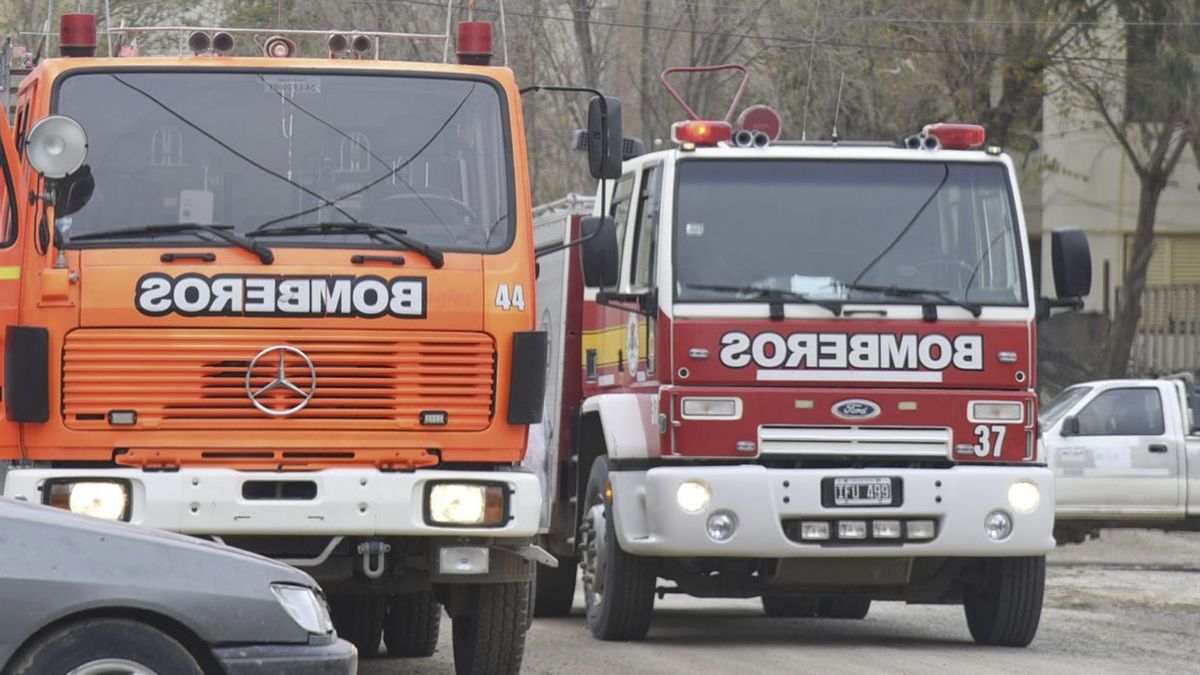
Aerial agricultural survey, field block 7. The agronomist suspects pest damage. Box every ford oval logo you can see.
[832,399,881,420]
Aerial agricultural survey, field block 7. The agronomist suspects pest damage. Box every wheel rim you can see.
[67,659,158,675]
[580,502,608,610]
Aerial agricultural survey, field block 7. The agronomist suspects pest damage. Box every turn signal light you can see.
[922,123,986,150]
[671,120,732,146]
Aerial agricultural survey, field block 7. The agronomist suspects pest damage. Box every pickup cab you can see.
[1041,378,1200,542]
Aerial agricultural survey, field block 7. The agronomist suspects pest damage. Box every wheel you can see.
[533,557,578,617]
[7,618,202,675]
[963,556,1045,647]
[329,592,385,658]
[818,597,871,619]
[580,456,656,641]
[451,582,529,675]
[761,593,821,617]
[383,591,441,658]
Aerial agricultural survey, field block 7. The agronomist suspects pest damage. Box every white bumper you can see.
[3,467,541,538]
[609,464,1054,557]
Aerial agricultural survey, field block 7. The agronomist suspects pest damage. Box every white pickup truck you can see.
[1041,377,1200,543]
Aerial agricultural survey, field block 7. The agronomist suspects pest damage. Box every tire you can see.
[451,582,529,675]
[963,556,1045,647]
[761,594,821,617]
[383,591,441,658]
[533,557,578,617]
[329,593,386,658]
[818,597,872,619]
[580,456,656,641]
[7,618,203,675]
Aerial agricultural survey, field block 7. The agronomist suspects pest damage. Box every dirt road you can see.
[362,530,1200,674]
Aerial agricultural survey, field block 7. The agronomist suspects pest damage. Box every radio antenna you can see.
[831,71,845,145]
[799,0,820,141]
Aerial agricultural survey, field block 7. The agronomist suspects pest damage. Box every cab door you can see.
[1050,383,1185,516]
[0,107,30,460]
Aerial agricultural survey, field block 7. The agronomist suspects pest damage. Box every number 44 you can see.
[974,424,1007,458]
[495,283,526,311]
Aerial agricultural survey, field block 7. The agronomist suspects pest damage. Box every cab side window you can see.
[631,164,663,289]
[608,174,635,256]
[1076,388,1165,436]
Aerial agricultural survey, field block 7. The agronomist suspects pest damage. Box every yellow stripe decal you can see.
[581,323,650,368]
[0,266,19,280]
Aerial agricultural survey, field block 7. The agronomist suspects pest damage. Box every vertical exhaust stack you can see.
[456,22,492,66]
[211,32,235,55]
[60,14,98,58]
[187,31,211,55]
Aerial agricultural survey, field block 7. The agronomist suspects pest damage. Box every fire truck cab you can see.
[0,12,623,673]
[532,67,1092,647]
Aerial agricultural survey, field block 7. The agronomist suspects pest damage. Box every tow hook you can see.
[357,540,392,579]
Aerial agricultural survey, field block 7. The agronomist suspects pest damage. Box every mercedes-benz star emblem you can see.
[245,345,317,417]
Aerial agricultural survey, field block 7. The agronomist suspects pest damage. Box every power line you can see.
[360,0,1128,63]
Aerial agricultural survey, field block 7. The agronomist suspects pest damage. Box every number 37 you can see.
[974,424,1007,458]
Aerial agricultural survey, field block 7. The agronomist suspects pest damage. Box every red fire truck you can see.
[530,65,1091,646]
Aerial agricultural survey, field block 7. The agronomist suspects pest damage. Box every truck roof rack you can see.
[769,139,899,148]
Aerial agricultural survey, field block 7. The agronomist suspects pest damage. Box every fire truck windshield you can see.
[674,159,1026,308]
[54,70,513,253]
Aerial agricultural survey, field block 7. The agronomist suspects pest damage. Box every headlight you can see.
[44,479,130,521]
[680,397,742,419]
[969,401,1024,423]
[427,482,507,526]
[271,584,333,634]
[675,480,711,513]
[1007,479,1041,514]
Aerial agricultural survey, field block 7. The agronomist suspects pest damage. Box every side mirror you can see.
[1051,228,1092,300]
[587,96,624,180]
[580,215,619,288]
[1061,415,1080,437]
[56,165,94,217]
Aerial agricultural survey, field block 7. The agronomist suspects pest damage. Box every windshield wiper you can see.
[840,282,982,318]
[686,283,843,316]
[246,222,444,268]
[69,223,274,264]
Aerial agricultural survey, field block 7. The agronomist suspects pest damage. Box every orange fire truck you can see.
[0,11,622,672]
[531,65,1092,646]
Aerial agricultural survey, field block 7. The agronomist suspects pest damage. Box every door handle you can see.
[1148,444,1168,453]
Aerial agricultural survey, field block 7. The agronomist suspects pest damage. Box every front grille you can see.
[63,329,495,431]
[758,425,951,458]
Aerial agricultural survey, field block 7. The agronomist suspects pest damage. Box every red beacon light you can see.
[60,13,98,58]
[671,120,732,147]
[456,22,493,66]
[922,123,986,150]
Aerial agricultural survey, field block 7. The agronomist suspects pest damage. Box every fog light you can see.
[1007,479,1041,514]
[907,520,936,540]
[45,480,130,521]
[872,520,902,539]
[427,483,506,526]
[800,521,830,540]
[706,511,737,541]
[676,480,711,514]
[984,510,1013,541]
[438,546,490,574]
[838,520,867,539]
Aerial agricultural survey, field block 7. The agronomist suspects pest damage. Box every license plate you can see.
[825,477,900,507]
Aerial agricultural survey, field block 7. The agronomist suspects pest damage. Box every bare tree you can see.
[1057,0,1193,377]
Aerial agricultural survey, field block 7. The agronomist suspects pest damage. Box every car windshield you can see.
[55,71,512,252]
[1040,385,1091,428]
[673,159,1026,307]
